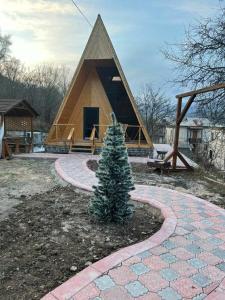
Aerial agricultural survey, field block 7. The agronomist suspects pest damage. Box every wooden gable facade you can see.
[46,15,153,155]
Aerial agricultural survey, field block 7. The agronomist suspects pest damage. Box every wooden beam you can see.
[177,94,196,124]
[176,82,225,98]
[164,150,174,162]
[177,151,193,170]
[172,97,182,169]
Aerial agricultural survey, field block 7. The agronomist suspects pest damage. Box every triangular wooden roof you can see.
[51,14,152,146]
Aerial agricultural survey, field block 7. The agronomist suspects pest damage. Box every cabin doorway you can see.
[83,107,99,139]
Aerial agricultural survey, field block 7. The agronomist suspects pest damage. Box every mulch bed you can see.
[87,160,225,208]
[87,159,151,174]
[0,186,162,300]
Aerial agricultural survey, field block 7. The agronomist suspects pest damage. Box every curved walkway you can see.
[43,154,225,300]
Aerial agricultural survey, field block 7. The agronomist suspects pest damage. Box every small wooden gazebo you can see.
[0,99,38,158]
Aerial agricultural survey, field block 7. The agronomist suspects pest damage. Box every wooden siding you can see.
[46,15,153,148]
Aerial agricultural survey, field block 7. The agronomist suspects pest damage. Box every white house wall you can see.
[208,129,225,171]
[0,114,4,157]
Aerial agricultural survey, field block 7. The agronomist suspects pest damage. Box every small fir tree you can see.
[89,113,135,223]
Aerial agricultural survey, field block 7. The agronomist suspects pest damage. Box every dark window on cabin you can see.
[209,150,213,159]
[83,107,99,139]
[96,65,143,140]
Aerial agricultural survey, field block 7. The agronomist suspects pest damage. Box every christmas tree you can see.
[89,113,135,223]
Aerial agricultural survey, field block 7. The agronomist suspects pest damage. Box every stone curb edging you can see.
[41,158,177,300]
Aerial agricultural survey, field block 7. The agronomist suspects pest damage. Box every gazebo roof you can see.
[0,99,38,117]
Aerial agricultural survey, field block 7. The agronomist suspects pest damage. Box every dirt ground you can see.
[0,159,162,300]
[0,159,59,221]
[87,160,225,208]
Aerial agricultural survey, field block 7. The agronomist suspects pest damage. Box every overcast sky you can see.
[0,0,220,97]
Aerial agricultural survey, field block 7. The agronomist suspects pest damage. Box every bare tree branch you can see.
[163,4,225,124]
[136,84,175,142]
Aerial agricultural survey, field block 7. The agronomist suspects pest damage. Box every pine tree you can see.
[89,113,135,223]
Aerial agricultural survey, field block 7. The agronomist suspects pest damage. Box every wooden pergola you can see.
[165,82,225,170]
[0,99,38,159]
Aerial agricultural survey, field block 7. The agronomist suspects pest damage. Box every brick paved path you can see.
[41,154,225,300]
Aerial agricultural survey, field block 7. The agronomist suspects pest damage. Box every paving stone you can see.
[162,240,176,250]
[137,250,152,259]
[213,248,225,259]
[158,287,182,300]
[171,277,202,298]
[123,256,141,266]
[216,262,225,272]
[139,272,168,293]
[109,266,137,285]
[92,297,102,300]
[194,230,212,239]
[100,286,133,300]
[185,244,203,254]
[207,237,224,246]
[143,255,168,271]
[170,260,197,277]
[218,215,225,221]
[196,240,217,251]
[205,228,219,235]
[216,232,225,241]
[192,273,211,287]
[175,226,189,236]
[150,246,168,255]
[160,268,179,281]
[130,263,150,275]
[171,247,194,260]
[160,253,178,264]
[94,275,115,291]
[74,283,99,300]
[136,293,161,300]
[182,224,197,232]
[182,217,194,223]
[201,219,214,227]
[192,294,207,300]
[188,258,208,269]
[200,213,210,218]
[202,265,225,281]
[198,252,222,265]
[186,233,199,241]
[125,281,148,297]
[203,282,221,295]
[170,235,190,247]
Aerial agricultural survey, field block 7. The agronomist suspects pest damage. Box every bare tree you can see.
[0,32,11,63]
[58,65,71,97]
[136,84,175,143]
[22,64,64,130]
[163,2,225,124]
[0,57,25,98]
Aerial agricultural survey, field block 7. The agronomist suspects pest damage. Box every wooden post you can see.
[138,127,141,146]
[15,138,20,154]
[177,94,196,124]
[177,152,193,170]
[56,125,58,140]
[73,126,75,145]
[172,97,182,169]
[2,138,11,159]
[30,117,33,152]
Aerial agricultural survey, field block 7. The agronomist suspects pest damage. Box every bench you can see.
[147,159,171,174]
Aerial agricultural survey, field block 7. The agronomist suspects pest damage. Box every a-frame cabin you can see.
[46,15,153,156]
